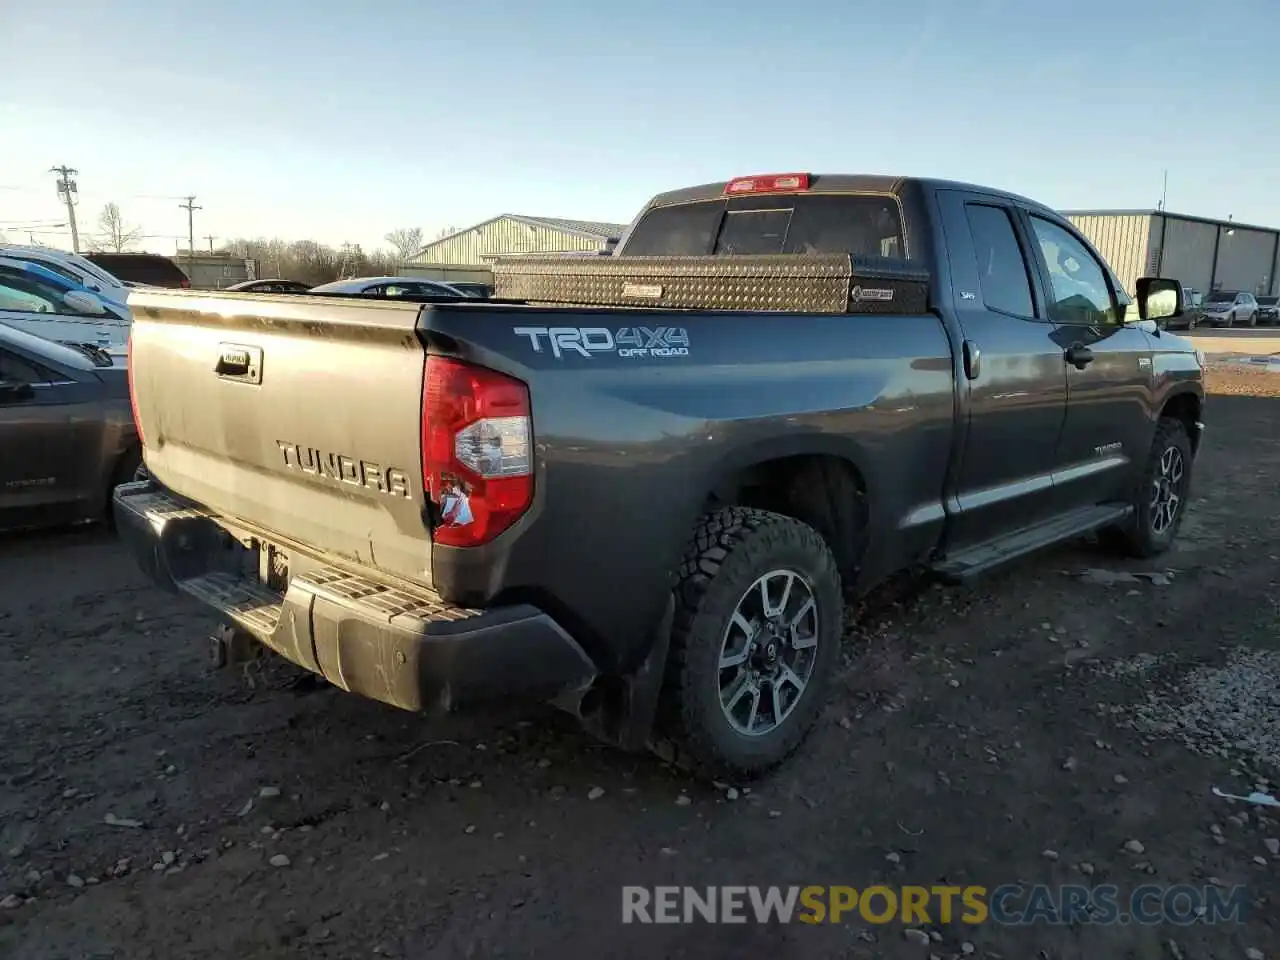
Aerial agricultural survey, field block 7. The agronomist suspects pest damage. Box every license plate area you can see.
[218,528,290,593]
[257,540,291,593]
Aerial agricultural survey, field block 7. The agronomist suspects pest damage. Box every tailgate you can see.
[128,289,435,585]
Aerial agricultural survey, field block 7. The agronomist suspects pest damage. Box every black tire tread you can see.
[655,507,840,780]
[1109,417,1192,558]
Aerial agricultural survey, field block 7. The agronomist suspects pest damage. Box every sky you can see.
[1,0,1277,256]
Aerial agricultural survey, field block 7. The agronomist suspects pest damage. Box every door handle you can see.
[1064,343,1095,369]
[963,339,981,380]
[214,343,263,384]
[215,354,250,377]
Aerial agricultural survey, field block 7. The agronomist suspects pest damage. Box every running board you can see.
[931,504,1132,582]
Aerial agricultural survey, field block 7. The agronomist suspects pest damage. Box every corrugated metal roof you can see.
[504,215,627,240]
[1062,209,1280,235]
[413,214,627,260]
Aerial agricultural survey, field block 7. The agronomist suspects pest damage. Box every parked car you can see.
[308,276,467,297]
[0,257,130,353]
[83,252,190,289]
[0,244,131,311]
[115,172,1200,778]
[1163,286,1202,330]
[441,281,493,298]
[225,279,312,294]
[1256,295,1279,325]
[1199,290,1258,327]
[0,324,139,532]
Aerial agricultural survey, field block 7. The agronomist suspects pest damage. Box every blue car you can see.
[0,256,131,354]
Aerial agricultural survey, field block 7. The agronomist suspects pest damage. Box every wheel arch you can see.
[698,434,873,587]
[1159,389,1202,455]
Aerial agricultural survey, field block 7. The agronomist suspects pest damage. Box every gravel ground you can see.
[1,367,1278,959]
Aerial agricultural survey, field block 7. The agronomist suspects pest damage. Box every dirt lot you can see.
[2,366,1279,960]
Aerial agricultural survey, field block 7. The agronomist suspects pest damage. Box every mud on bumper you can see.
[112,481,598,713]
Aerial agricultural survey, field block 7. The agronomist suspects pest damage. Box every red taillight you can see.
[723,173,811,196]
[127,330,144,446]
[422,356,533,548]
[180,279,190,288]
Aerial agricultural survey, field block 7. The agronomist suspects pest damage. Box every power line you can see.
[49,165,81,253]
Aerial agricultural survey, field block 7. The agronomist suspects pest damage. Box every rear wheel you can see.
[1104,418,1193,558]
[657,508,842,779]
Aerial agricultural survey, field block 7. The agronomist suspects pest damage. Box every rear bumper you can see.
[113,481,598,713]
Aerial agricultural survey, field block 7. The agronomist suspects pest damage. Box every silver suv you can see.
[1200,290,1258,327]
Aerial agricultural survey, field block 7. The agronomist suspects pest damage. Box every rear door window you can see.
[964,204,1036,318]
[623,194,906,259]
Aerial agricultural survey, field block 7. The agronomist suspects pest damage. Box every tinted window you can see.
[717,209,792,255]
[623,203,723,256]
[1029,217,1117,326]
[28,260,82,284]
[622,195,906,259]
[964,204,1035,317]
[0,349,51,384]
[0,268,63,314]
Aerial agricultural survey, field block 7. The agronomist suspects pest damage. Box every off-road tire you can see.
[655,507,842,780]
[1103,418,1193,558]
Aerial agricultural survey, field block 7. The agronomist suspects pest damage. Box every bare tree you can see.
[221,236,397,287]
[96,203,143,253]
[384,227,424,263]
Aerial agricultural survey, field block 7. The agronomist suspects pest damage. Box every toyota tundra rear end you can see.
[115,288,599,714]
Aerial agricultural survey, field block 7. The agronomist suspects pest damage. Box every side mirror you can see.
[62,289,108,316]
[1135,277,1182,322]
[0,379,35,403]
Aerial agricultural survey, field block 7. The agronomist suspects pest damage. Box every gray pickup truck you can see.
[115,173,1202,778]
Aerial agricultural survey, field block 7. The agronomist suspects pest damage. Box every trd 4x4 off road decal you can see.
[513,326,690,359]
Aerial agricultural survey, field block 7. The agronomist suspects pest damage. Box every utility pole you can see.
[178,195,201,259]
[49,165,80,252]
[204,234,216,254]
[1159,169,1168,212]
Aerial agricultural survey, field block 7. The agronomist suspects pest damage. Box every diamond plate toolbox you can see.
[492,253,928,315]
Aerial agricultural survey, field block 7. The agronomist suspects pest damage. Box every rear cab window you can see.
[621,194,906,260]
[963,204,1035,318]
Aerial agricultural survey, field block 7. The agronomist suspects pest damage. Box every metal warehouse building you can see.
[1066,209,1280,298]
[410,214,627,267]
